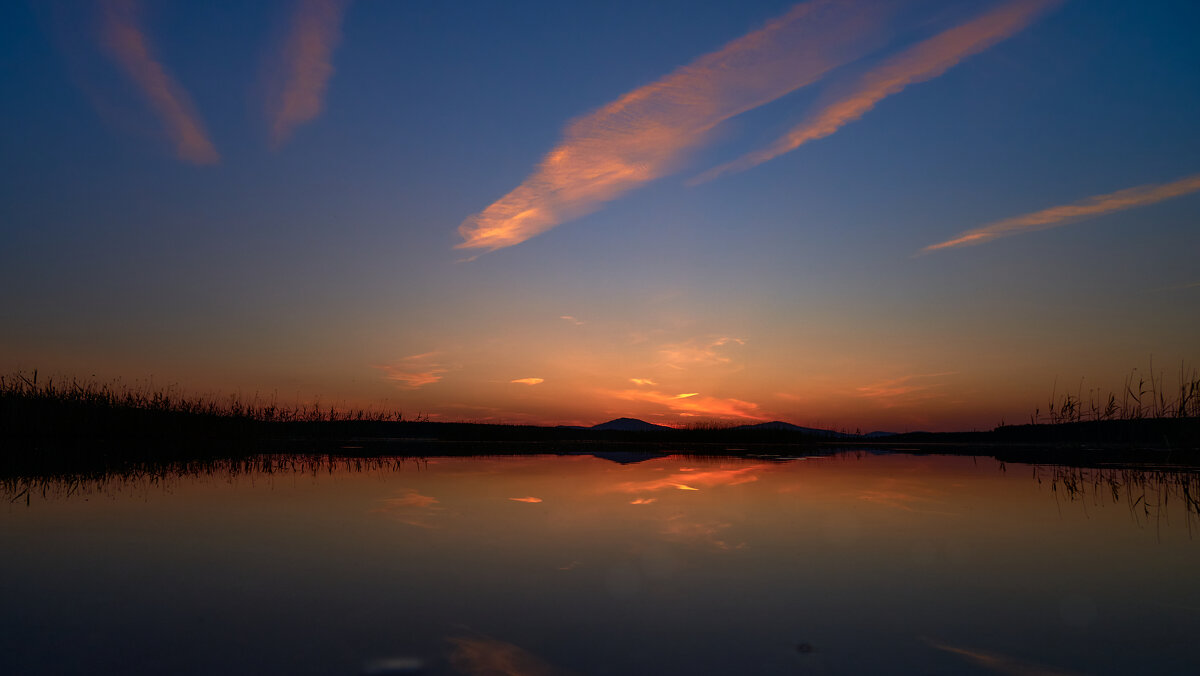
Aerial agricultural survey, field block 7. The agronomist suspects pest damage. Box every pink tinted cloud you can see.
[98,0,219,164]
[266,0,351,147]
[457,0,897,252]
[695,0,1060,182]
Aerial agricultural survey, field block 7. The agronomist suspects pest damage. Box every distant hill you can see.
[590,417,674,432]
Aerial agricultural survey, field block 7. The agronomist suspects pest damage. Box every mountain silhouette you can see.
[590,417,673,432]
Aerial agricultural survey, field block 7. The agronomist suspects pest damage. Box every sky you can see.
[1,0,1198,431]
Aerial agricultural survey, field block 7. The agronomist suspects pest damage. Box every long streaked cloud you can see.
[694,0,1060,183]
[98,0,219,164]
[266,0,351,148]
[457,0,898,252]
[511,377,545,386]
[923,172,1200,252]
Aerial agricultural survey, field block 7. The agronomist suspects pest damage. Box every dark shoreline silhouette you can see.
[3,371,1198,477]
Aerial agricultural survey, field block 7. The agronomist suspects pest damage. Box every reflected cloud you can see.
[613,388,765,421]
[511,378,545,386]
[615,465,768,493]
[371,490,442,529]
[509,496,543,503]
[97,0,219,164]
[375,352,447,389]
[923,172,1200,252]
[694,0,1059,182]
[447,635,573,676]
[661,514,745,551]
[925,638,1082,676]
[457,0,898,252]
[265,0,352,147]
[630,498,657,505]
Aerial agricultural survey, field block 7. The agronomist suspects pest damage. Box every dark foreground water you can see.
[3,450,1199,675]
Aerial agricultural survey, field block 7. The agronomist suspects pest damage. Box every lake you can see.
[3,450,1198,675]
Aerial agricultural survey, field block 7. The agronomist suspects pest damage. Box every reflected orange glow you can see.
[447,636,569,676]
[696,0,1060,183]
[923,172,1200,252]
[925,639,1081,676]
[509,496,543,503]
[457,0,897,251]
[629,498,657,505]
[614,465,767,493]
[98,0,219,164]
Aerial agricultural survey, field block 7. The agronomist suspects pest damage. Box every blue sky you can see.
[2,0,1198,429]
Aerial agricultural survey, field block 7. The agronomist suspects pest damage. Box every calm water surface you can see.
[3,451,1199,675]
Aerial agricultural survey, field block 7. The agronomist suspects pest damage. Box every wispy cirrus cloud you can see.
[659,336,745,370]
[613,388,765,421]
[457,0,898,252]
[694,0,1060,183]
[923,172,1200,252]
[375,352,447,389]
[98,0,219,164]
[511,377,544,386]
[630,378,657,386]
[265,0,351,148]
[509,496,543,503]
[857,371,956,407]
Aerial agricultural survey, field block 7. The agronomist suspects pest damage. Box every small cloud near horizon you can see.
[857,371,957,407]
[509,496,543,503]
[560,315,585,325]
[375,352,448,389]
[612,388,765,420]
[659,336,745,370]
[511,377,545,385]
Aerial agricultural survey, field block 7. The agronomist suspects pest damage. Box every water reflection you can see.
[2,451,1199,675]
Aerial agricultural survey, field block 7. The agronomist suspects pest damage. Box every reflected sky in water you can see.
[3,451,1199,675]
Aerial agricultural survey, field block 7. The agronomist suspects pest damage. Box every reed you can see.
[1031,361,1200,424]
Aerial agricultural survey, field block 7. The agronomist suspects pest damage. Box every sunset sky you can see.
[2,0,1198,431]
